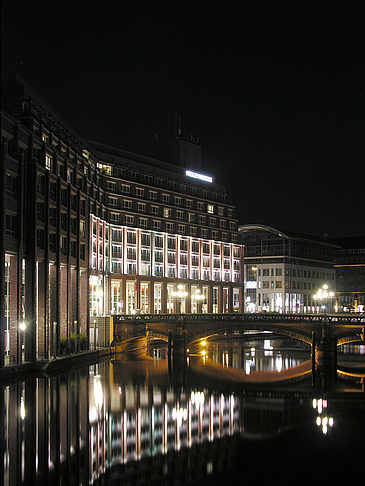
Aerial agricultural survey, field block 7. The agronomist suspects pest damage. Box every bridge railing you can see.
[113,312,365,325]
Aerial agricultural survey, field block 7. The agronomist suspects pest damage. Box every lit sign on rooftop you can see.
[185,170,213,183]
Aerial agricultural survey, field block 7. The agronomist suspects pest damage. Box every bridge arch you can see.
[185,323,312,347]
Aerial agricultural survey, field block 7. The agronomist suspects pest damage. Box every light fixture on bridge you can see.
[192,288,205,301]
[171,285,188,298]
[313,284,335,314]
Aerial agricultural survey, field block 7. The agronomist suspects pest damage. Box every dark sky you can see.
[2,1,365,237]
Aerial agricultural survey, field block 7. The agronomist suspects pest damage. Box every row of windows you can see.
[107,184,233,217]
[259,281,320,290]
[108,214,236,241]
[107,261,240,281]
[93,224,240,257]
[35,229,85,259]
[256,267,334,279]
[108,198,234,227]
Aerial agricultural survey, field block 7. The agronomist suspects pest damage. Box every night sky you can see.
[2,1,365,237]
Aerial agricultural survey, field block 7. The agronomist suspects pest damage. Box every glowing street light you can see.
[171,285,188,313]
[313,284,335,314]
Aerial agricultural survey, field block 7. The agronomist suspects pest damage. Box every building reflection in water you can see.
[1,359,363,485]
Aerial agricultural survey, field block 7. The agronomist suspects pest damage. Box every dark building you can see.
[331,237,365,313]
[1,76,243,367]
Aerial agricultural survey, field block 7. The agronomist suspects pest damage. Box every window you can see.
[180,254,188,265]
[121,184,130,194]
[197,201,204,211]
[207,204,214,214]
[167,267,176,278]
[175,196,182,206]
[127,231,136,244]
[155,234,163,248]
[151,205,159,215]
[136,187,144,197]
[127,262,136,275]
[112,245,122,258]
[153,220,161,230]
[176,210,183,220]
[162,194,169,203]
[106,180,116,191]
[155,250,163,262]
[109,196,117,207]
[154,265,163,277]
[167,252,176,264]
[139,217,148,228]
[125,215,134,225]
[168,237,176,249]
[180,239,188,251]
[166,222,174,232]
[127,247,136,260]
[192,255,199,266]
[45,153,52,170]
[6,214,17,237]
[141,233,150,246]
[37,201,45,222]
[5,174,17,196]
[149,190,157,200]
[141,248,150,261]
[180,268,188,279]
[192,240,199,253]
[110,213,119,223]
[163,208,171,218]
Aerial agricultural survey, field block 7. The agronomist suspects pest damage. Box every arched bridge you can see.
[113,312,364,348]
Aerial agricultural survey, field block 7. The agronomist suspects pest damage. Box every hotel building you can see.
[239,224,337,313]
[1,76,243,366]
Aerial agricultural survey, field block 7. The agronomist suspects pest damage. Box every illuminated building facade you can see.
[88,140,243,319]
[239,224,337,313]
[1,76,242,366]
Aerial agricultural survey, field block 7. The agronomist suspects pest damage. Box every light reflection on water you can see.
[2,346,365,485]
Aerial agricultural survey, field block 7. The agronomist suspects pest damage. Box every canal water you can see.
[2,337,365,485]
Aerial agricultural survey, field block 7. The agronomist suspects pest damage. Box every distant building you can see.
[331,237,365,313]
[238,224,337,313]
[1,76,243,366]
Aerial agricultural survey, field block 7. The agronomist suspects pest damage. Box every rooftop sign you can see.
[185,169,213,183]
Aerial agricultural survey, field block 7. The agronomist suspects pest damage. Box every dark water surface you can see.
[2,339,365,485]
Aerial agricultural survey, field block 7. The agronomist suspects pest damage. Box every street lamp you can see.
[171,285,188,313]
[19,321,26,363]
[191,288,205,313]
[313,284,335,314]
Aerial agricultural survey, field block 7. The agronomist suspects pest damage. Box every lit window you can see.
[45,154,52,170]
[207,204,214,214]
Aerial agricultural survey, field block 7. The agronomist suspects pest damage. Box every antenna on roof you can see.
[174,112,182,139]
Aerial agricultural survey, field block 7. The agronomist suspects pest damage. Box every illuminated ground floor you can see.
[90,274,242,316]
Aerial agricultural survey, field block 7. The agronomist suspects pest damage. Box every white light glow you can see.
[185,170,213,183]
